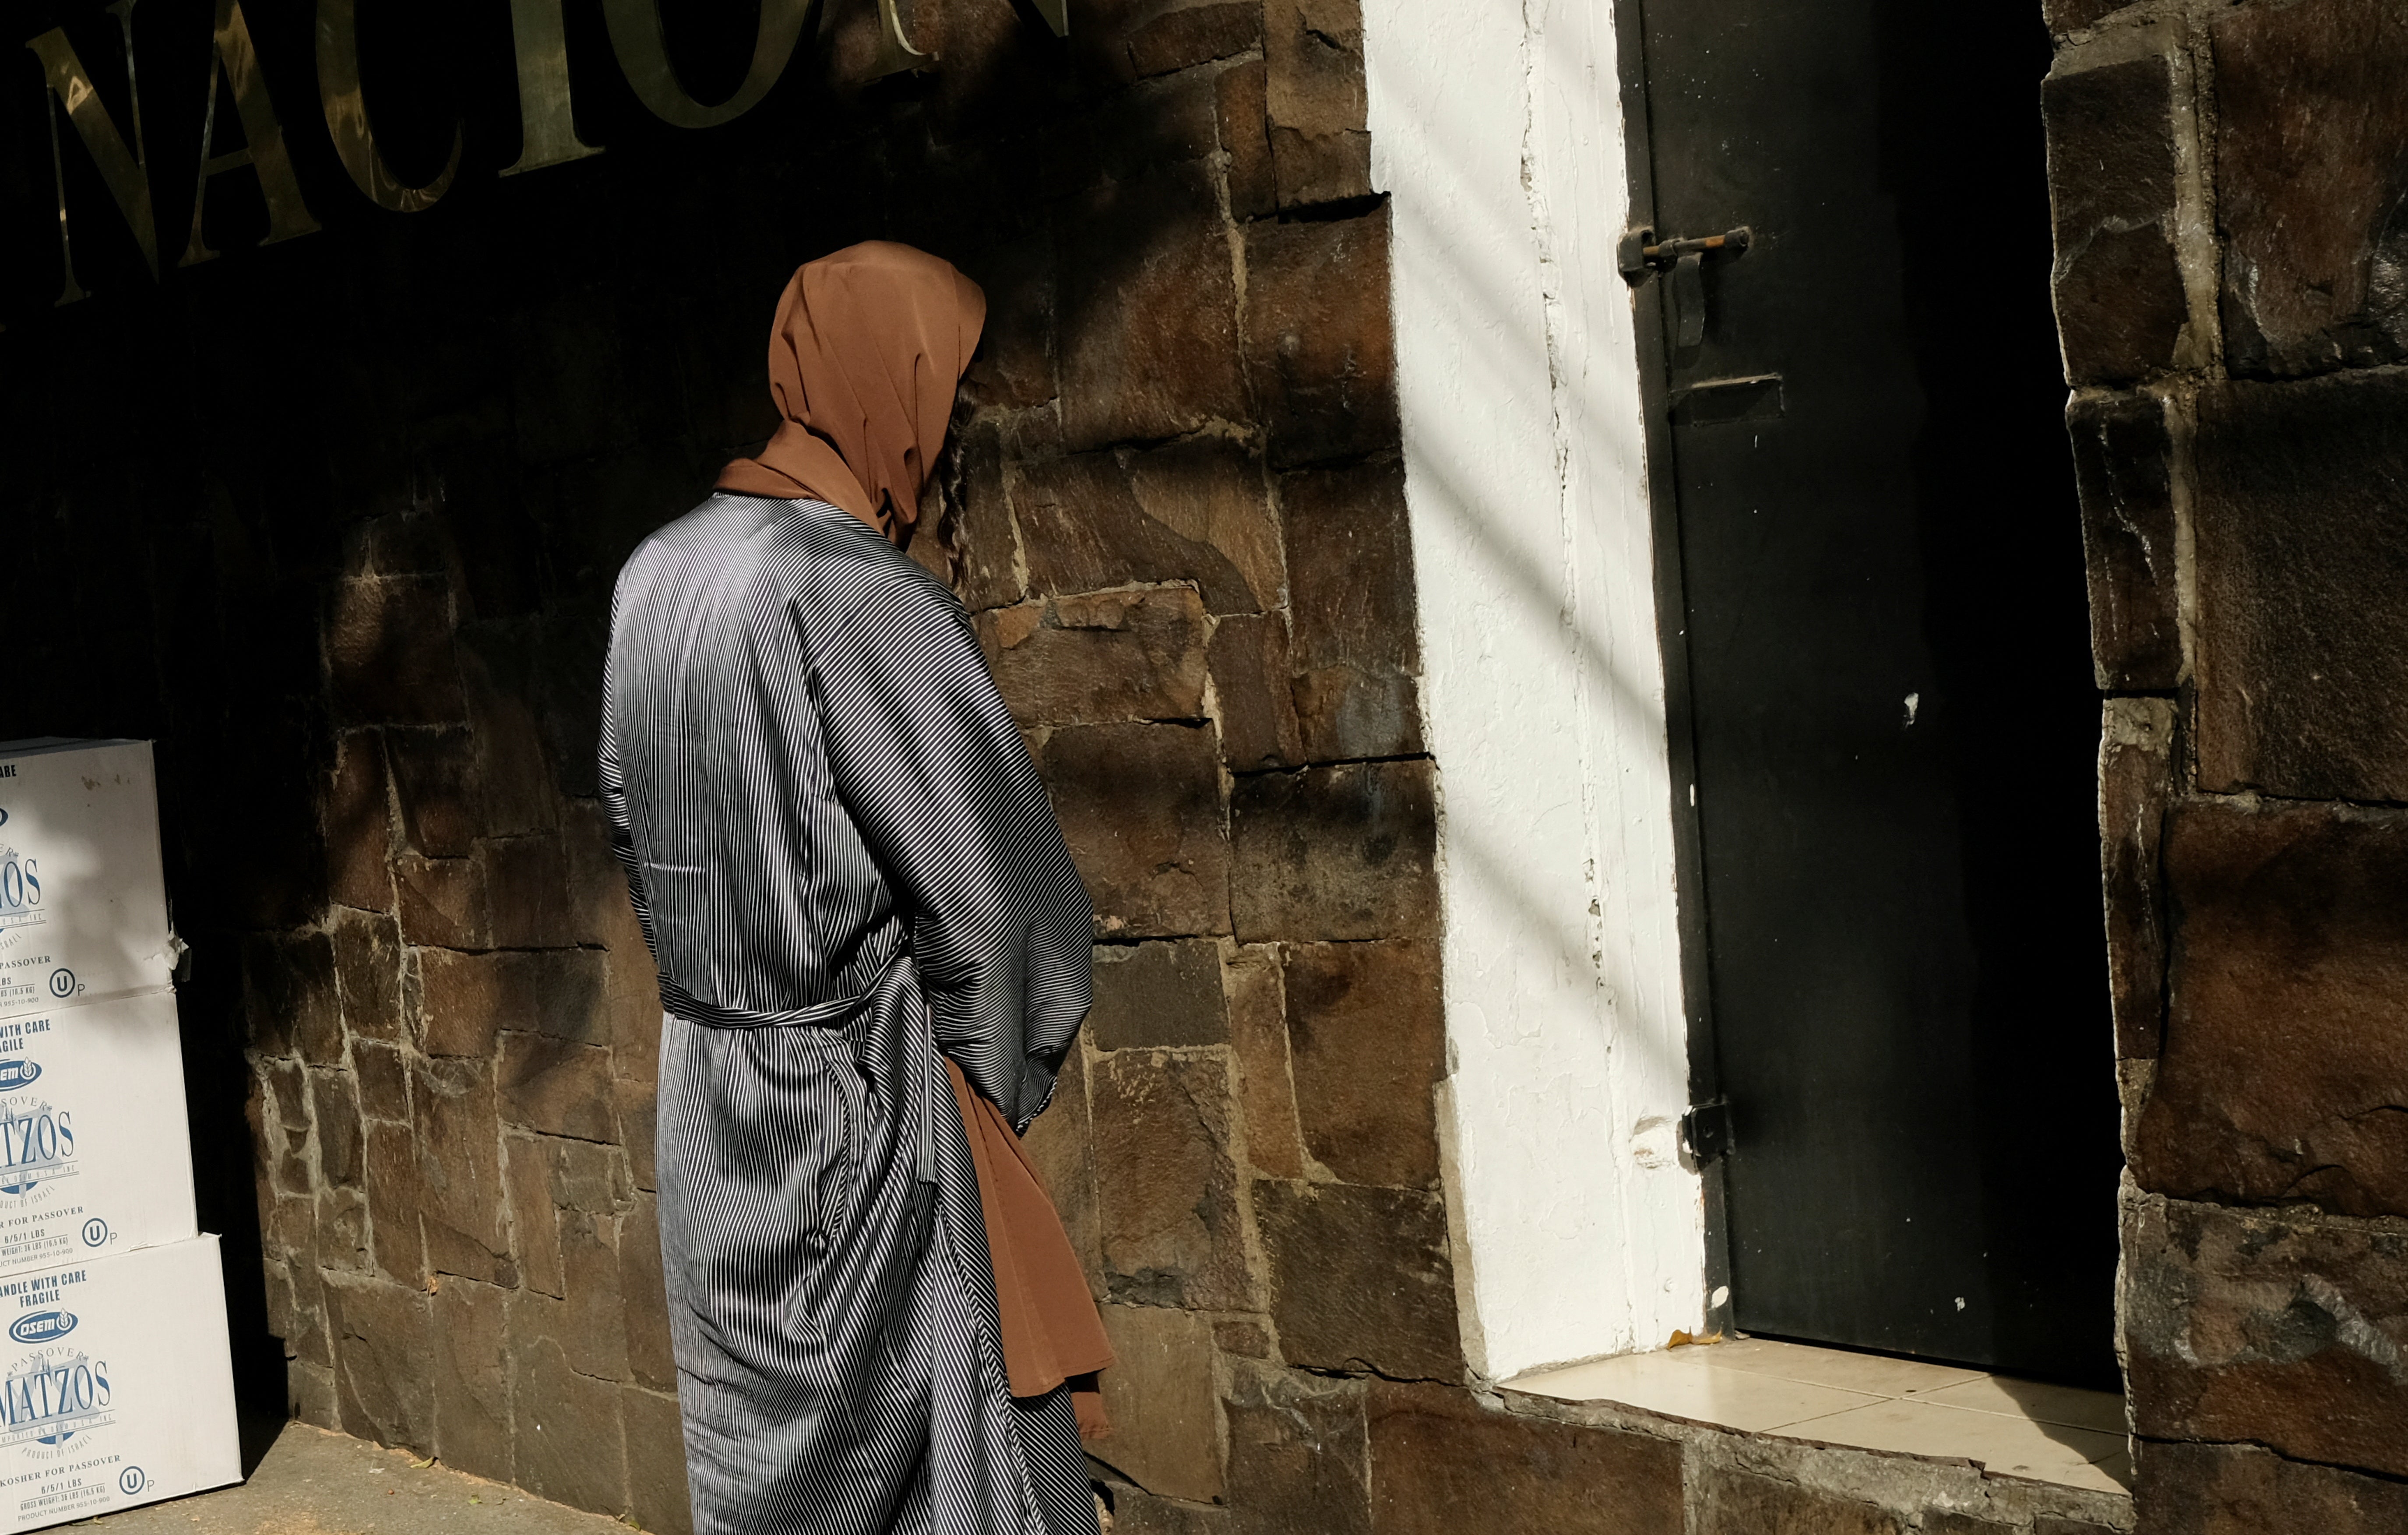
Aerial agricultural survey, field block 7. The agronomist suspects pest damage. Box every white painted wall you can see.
[1361,0,1704,1380]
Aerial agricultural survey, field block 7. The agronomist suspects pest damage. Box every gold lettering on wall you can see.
[603,0,812,130]
[501,0,603,176]
[868,0,931,79]
[1027,0,1068,38]
[183,0,321,265]
[27,1,156,303]
[316,0,461,212]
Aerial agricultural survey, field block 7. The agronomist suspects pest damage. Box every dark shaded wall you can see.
[2041,0,2408,1530]
[3,2,1433,1530]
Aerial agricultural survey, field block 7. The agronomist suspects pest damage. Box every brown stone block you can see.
[1214,1319,1271,1359]
[1224,1359,1367,1535]
[326,731,394,911]
[1111,1489,1229,1535]
[608,930,665,1087]
[417,947,609,1059]
[1093,940,1229,1050]
[511,1324,630,1516]
[1208,613,1303,773]
[2124,1196,2408,1478]
[559,1207,632,1382]
[1693,1464,1900,1535]
[395,854,491,950]
[289,1360,340,1430]
[1368,1382,1683,1535]
[1283,941,1441,1189]
[1262,1171,1445,1378]
[1093,1049,1257,1310]
[324,1273,437,1453]
[1014,436,1285,615]
[246,930,343,1063]
[2068,392,2182,692]
[623,1189,675,1391]
[2099,698,2174,1061]
[485,835,580,949]
[2137,799,2408,1217]
[1097,1303,1225,1503]
[1021,1041,1100,1301]
[506,1134,565,1299]
[1224,946,1304,1179]
[1264,0,1370,208]
[500,1034,620,1143]
[327,575,467,726]
[1229,761,1437,943]
[386,727,481,858]
[623,1384,692,1535]
[620,1077,659,1192]
[1129,3,1261,78]
[2042,42,2188,386]
[1257,1181,1455,1379]
[949,417,1024,615]
[560,798,635,949]
[2133,1438,2408,1535]
[464,648,559,837]
[982,589,1211,729]
[430,1277,512,1483]
[1216,59,1276,224]
[1924,1516,2015,1535]
[1281,461,1423,761]
[1042,723,1231,939]
[2193,372,2408,803]
[1059,161,1248,451]
[316,1186,373,1274]
[413,1055,514,1284]
[962,236,1054,416]
[332,908,407,1043]
[2212,0,2408,378]
[362,1120,424,1282]
[1243,212,1398,466]
[1096,70,1226,185]
[309,1068,363,1189]
[353,1038,410,1122]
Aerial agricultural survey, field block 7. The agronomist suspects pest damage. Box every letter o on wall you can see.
[604,0,813,130]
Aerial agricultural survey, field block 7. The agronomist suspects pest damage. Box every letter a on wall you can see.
[184,0,321,265]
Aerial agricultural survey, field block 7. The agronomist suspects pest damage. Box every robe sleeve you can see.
[806,563,1095,1129]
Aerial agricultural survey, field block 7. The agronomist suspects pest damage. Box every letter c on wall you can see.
[317,0,461,212]
[604,0,812,130]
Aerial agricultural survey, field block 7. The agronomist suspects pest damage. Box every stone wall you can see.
[2042,1,2408,1530]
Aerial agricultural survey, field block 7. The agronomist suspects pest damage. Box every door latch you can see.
[1680,1099,1734,1165]
[1619,226,1752,349]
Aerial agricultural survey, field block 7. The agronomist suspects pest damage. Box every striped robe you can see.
[599,494,1098,1535]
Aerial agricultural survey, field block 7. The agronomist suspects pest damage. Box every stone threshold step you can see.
[85,1419,649,1535]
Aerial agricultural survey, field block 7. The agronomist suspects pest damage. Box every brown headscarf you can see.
[718,241,987,537]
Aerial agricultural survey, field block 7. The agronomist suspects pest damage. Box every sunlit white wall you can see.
[1361,0,1704,1380]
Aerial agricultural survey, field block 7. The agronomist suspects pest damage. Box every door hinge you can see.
[1681,1099,1733,1164]
[1619,225,1753,349]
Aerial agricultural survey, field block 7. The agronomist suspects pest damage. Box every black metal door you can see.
[1628,5,2120,1382]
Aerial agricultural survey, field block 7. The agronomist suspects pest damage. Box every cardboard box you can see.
[0,1236,238,1530]
[0,742,173,1023]
[0,992,195,1278]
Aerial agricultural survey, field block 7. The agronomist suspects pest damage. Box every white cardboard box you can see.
[0,1235,238,1530]
[0,742,174,1023]
[0,992,196,1278]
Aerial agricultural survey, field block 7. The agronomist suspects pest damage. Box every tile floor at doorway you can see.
[1507,1336,2131,1494]
[83,1421,639,1535]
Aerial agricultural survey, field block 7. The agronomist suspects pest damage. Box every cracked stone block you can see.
[386,727,482,858]
[327,575,466,726]
[430,1277,512,1482]
[1243,212,1398,467]
[1129,3,1261,78]
[324,1273,437,1454]
[623,1382,693,1535]
[247,930,342,1064]
[353,1038,410,1122]
[362,1120,423,1282]
[2125,1195,2408,1479]
[1092,940,1229,1051]
[1224,1359,1367,1535]
[1217,58,1276,223]
[1224,946,1304,1179]
[1094,1049,1256,1311]
[1208,613,1303,773]
[2193,371,2408,804]
[1694,1466,1901,1535]
[1256,1181,1454,1379]
[1370,1382,1685,1535]
[326,731,394,911]
[1263,0,1370,209]
[506,1135,565,1299]
[1283,940,1442,1189]
[412,1055,514,1283]
[1097,1303,1224,1503]
[500,1034,620,1143]
[2069,392,2182,691]
[1281,460,1422,762]
[2134,1438,2408,1535]
[1012,436,1284,616]
[2099,697,2175,1062]
[981,589,1211,728]
[2213,0,2408,378]
[484,835,582,949]
[332,908,407,1044]
[510,1324,629,1517]
[416,947,609,1058]
[2042,37,2188,386]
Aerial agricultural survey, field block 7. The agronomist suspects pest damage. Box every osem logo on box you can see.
[0,1347,112,1450]
[0,1062,40,1091]
[6,1313,73,1346]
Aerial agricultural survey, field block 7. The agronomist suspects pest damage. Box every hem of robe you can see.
[943,1055,1116,1438]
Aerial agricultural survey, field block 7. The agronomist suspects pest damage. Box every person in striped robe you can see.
[600,243,1109,1535]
